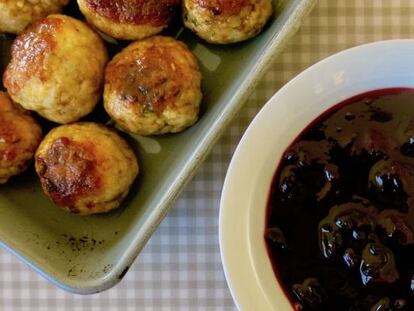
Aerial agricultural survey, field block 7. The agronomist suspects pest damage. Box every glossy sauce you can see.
[265,89,414,311]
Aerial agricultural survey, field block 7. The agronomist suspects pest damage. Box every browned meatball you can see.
[77,0,180,40]
[0,92,42,184]
[3,15,108,124]
[104,36,202,135]
[183,0,273,44]
[35,123,139,215]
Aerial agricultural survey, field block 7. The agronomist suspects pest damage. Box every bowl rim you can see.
[219,39,414,310]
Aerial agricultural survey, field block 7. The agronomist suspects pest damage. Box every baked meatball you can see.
[0,0,70,34]
[77,0,180,40]
[104,36,202,136]
[3,14,108,124]
[183,0,273,44]
[0,92,42,184]
[35,123,138,215]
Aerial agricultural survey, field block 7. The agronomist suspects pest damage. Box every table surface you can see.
[2,0,414,310]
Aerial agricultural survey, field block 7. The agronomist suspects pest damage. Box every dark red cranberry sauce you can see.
[265,88,414,311]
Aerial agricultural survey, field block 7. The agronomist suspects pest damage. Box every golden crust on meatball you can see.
[0,92,42,184]
[104,36,202,136]
[183,0,273,44]
[3,14,108,124]
[0,0,70,34]
[35,123,139,215]
[77,0,180,40]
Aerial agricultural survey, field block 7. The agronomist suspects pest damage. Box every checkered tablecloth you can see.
[2,0,414,310]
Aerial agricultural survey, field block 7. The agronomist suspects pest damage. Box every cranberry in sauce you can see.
[265,88,414,311]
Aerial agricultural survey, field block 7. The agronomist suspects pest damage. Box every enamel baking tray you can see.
[0,0,315,294]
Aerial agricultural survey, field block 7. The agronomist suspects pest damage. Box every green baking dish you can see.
[0,0,315,294]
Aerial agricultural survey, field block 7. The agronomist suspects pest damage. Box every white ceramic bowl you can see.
[219,39,414,310]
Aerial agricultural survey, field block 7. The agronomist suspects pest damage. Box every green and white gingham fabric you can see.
[2,1,414,309]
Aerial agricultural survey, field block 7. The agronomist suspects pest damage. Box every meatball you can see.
[0,0,69,34]
[35,123,139,215]
[104,36,202,136]
[0,92,42,184]
[183,0,273,44]
[77,0,180,40]
[3,14,108,124]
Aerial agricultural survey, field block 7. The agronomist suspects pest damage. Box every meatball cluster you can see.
[76,0,272,43]
[0,7,206,214]
[0,92,42,184]
[0,0,70,34]
[0,0,270,214]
